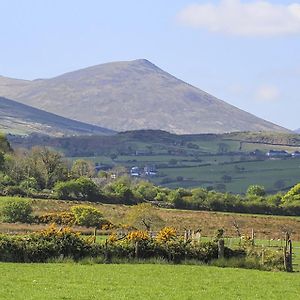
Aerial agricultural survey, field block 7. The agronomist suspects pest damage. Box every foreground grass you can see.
[0,263,299,300]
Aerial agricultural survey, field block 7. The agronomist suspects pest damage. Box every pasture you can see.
[0,263,299,300]
[68,154,300,193]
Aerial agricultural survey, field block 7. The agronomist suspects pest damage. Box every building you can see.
[266,150,290,158]
[292,151,300,158]
[130,166,141,177]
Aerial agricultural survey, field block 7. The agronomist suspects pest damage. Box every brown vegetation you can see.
[3,198,300,240]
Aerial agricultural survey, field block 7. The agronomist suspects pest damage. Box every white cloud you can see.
[255,85,280,102]
[177,0,300,36]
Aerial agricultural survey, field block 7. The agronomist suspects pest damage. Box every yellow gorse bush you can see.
[108,232,118,243]
[39,223,80,238]
[126,230,149,242]
[156,227,177,243]
[37,212,76,226]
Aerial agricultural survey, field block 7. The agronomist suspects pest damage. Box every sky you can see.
[0,0,299,130]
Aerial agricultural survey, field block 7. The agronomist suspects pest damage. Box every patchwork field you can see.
[10,130,300,194]
[0,263,299,300]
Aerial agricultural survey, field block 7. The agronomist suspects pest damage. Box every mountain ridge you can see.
[0,96,115,136]
[0,59,289,134]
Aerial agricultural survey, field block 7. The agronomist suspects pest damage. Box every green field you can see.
[1,263,299,300]
[11,130,300,194]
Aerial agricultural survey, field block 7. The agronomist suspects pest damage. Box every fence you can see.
[112,228,299,272]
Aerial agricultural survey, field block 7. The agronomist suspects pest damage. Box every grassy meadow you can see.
[1,197,300,239]
[1,263,299,300]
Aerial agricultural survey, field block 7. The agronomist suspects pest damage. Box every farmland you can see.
[11,130,300,194]
[0,263,299,300]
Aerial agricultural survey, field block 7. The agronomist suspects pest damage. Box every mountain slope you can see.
[0,97,114,136]
[0,59,289,134]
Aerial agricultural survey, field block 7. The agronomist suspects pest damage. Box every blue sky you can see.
[0,0,299,129]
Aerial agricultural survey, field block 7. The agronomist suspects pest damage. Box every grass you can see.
[2,197,300,239]
[0,263,299,300]
[69,153,300,193]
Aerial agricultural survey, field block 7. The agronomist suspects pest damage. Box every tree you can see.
[24,147,68,189]
[71,159,95,178]
[283,183,300,202]
[127,203,164,231]
[0,198,33,223]
[246,185,266,197]
[71,205,106,228]
[54,177,100,201]
[134,181,157,201]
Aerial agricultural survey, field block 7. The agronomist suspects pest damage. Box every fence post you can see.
[93,227,97,243]
[283,232,293,272]
[287,239,293,272]
[135,241,139,259]
[104,239,110,263]
[218,239,224,259]
[184,230,188,243]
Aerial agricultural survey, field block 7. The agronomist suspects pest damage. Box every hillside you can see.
[0,97,114,136]
[8,130,300,193]
[0,59,289,134]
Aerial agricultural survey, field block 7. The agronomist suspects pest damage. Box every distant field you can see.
[68,153,300,193]
[0,263,299,300]
[11,130,300,194]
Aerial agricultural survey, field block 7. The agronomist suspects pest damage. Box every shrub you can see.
[0,198,33,223]
[71,205,107,228]
[247,185,266,197]
[126,230,150,242]
[156,227,177,243]
[36,212,76,226]
[0,224,94,262]
[3,186,27,197]
[54,177,100,201]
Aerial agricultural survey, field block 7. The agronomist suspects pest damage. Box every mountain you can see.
[0,59,289,134]
[294,129,300,134]
[0,97,114,136]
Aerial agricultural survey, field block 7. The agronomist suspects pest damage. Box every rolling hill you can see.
[0,96,114,136]
[0,59,289,134]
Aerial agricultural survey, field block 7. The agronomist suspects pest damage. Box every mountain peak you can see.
[0,61,289,134]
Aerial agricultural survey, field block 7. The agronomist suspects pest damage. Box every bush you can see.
[0,225,93,262]
[36,212,76,226]
[71,205,107,228]
[54,177,101,201]
[0,198,33,223]
[3,186,27,197]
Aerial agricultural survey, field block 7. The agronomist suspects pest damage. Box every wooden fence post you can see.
[104,239,110,263]
[251,228,255,246]
[93,227,97,243]
[135,241,139,259]
[283,232,293,272]
[184,230,188,243]
[218,239,224,259]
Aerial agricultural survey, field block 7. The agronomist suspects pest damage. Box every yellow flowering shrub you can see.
[126,230,149,242]
[156,227,177,243]
[108,232,118,243]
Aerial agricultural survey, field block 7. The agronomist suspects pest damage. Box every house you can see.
[292,151,300,158]
[266,150,290,158]
[144,165,157,176]
[130,166,141,177]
